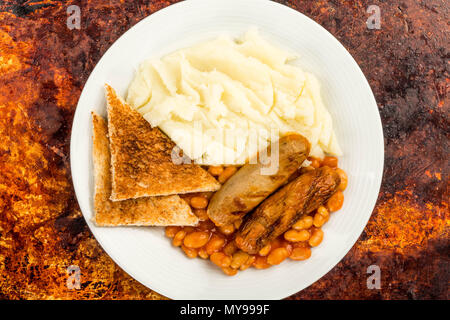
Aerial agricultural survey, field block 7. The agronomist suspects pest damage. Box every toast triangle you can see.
[92,112,199,226]
[105,84,220,200]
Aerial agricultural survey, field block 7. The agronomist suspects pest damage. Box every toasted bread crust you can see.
[92,112,198,226]
[105,84,220,200]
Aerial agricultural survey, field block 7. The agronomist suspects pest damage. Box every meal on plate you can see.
[92,30,348,275]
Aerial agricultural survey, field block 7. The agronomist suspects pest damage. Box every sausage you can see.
[207,134,310,227]
[235,166,340,254]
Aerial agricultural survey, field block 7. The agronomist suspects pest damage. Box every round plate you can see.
[71,0,384,300]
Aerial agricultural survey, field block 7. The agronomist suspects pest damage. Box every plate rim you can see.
[70,0,384,300]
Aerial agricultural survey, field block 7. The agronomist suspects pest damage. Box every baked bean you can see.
[269,238,293,254]
[190,196,208,209]
[184,231,210,248]
[292,241,309,249]
[269,238,283,250]
[322,156,338,168]
[208,166,224,176]
[239,255,256,271]
[317,205,329,217]
[308,228,324,247]
[198,247,209,259]
[284,229,310,242]
[183,226,195,233]
[267,247,289,265]
[221,266,238,276]
[230,251,250,269]
[181,244,198,258]
[165,226,180,238]
[313,213,328,228]
[290,246,312,261]
[210,252,232,268]
[308,157,321,169]
[196,219,215,231]
[218,224,235,236]
[233,219,243,229]
[313,206,330,227]
[223,241,237,256]
[283,240,293,255]
[193,209,209,221]
[258,244,272,256]
[320,205,330,219]
[253,255,271,269]
[326,191,344,212]
[292,215,314,230]
[172,230,186,247]
[335,168,348,191]
[218,166,237,183]
[205,235,225,255]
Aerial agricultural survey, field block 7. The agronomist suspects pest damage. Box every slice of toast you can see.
[92,112,198,226]
[105,84,220,200]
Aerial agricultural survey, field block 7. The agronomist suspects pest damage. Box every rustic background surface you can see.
[0,0,448,300]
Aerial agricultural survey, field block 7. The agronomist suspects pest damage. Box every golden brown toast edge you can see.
[104,84,220,201]
[92,111,198,226]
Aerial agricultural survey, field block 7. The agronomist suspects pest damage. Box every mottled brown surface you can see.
[0,0,448,300]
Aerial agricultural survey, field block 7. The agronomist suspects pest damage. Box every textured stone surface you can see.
[0,0,448,299]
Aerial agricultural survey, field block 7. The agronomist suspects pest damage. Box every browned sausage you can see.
[207,134,311,227]
[235,166,340,254]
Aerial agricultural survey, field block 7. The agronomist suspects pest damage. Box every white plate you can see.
[70,0,384,300]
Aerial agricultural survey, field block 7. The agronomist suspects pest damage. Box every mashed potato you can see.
[127,29,342,165]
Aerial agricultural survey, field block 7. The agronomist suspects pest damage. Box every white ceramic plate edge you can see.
[70,0,384,300]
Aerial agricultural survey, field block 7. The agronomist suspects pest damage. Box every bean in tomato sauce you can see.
[165,158,347,276]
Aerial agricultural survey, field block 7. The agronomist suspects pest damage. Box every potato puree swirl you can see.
[127,29,341,164]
